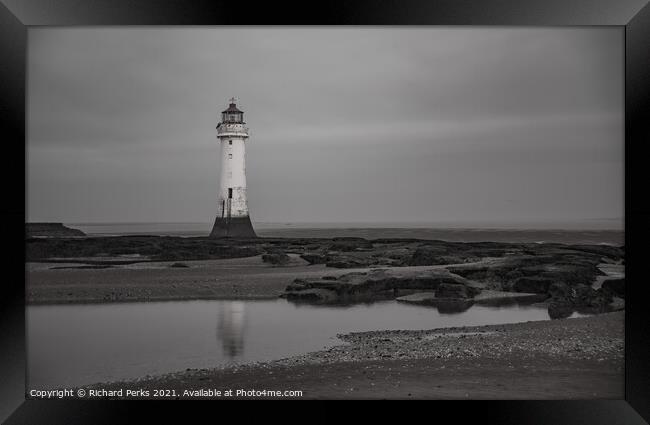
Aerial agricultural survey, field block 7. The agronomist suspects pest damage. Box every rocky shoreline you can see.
[27,235,625,318]
[26,223,86,238]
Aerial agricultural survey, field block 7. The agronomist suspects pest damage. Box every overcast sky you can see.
[27,27,623,227]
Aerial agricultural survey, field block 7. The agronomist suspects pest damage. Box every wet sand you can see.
[27,255,340,304]
[26,255,490,304]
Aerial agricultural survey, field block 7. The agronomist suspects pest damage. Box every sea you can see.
[67,221,624,245]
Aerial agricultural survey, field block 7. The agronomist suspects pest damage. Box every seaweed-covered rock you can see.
[548,281,570,298]
[300,253,327,265]
[538,265,602,286]
[26,223,86,238]
[547,282,614,318]
[512,277,554,294]
[328,237,373,252]
[565,244,624,260]
[262,251,291,265]
[281,288,338,303]
[547,302,575,319]
[601,278,625,298]
[325,256,370,268]
[572,285,612,307]
[408,246,449,266]
[283,268,474,304]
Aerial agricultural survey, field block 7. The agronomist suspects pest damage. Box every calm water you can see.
[69,222,624,245]
[27,299,582,389]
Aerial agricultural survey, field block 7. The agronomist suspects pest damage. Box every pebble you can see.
[274,312,623,367]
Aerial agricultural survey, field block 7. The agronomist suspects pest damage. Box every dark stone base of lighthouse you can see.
[209,216,257,238]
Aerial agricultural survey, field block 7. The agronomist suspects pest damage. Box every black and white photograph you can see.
[25,27,625,400]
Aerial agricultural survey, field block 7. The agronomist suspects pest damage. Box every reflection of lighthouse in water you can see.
[216,301,246,359]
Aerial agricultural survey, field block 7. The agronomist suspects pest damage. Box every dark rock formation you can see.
[448,250,606,295]
[601,278,625,298]
[26,223,85,238]
[547,302,576,319]
[325,255,372,268]
[408,246,449,266]
[26,230,626,318]
[551,283,611,306]
[262,251,291,265]
[281,288,339,303]
[328,237,374,252]
[283,269,475,304]
[512,277,554,294]
[565,244,624,260]
[533,265,602,286]
[547,282,614,318]
[435,283,480,299]
[300,253,327,265]
[26,235,263,263]
[169,262,189,268]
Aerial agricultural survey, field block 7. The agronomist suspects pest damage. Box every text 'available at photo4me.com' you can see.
[28,388,304,399]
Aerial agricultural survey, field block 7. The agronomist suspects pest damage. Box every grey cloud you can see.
[27,27,623,226]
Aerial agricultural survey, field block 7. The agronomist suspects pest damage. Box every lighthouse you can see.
[210,98,257,238]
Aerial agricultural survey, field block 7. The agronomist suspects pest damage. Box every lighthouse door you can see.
[226,188,233,222]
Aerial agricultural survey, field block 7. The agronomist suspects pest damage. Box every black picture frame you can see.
[1,0,649,422]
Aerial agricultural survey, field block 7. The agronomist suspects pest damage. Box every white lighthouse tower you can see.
[210,98,257,238]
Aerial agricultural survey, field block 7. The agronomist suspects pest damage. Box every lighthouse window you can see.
[228,153,233,159]
[229,140,232,145]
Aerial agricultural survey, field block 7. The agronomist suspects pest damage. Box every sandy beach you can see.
[85,311,623,399]
[26,254,396,304]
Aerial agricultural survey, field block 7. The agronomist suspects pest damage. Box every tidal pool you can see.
[27,298,579,389]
